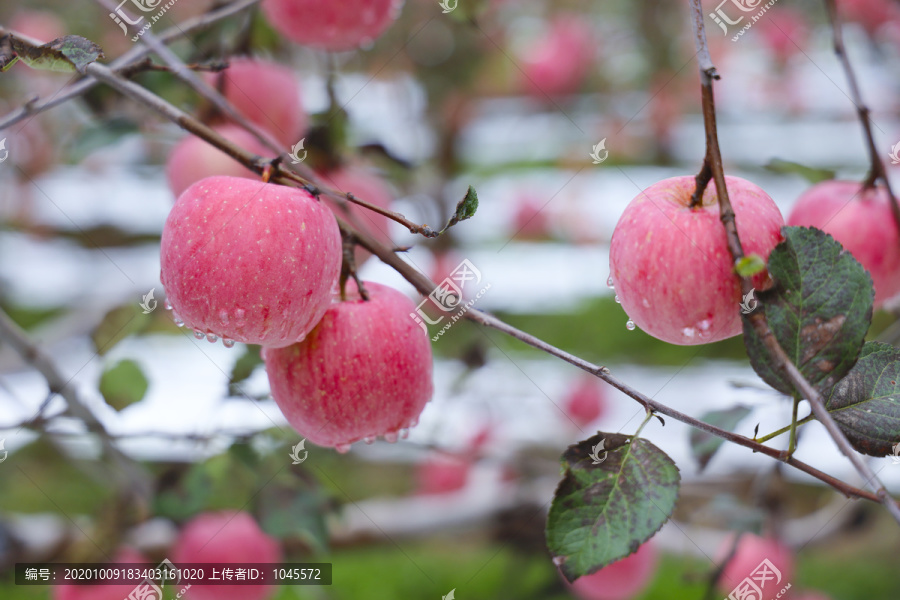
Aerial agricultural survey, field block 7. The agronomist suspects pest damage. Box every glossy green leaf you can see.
[10,34,104,74]
[99,359,148,411]
[690,405,752,471]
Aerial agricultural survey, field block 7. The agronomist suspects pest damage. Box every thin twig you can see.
[823,0,900,231]
[688,0,900,524]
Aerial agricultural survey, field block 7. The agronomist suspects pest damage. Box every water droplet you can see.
[698,319,712,332]
[408,417,420,428]
[626,320,636,331]
[223,338,235,348]
[399,428,409,439]
[335,443,351,454]
[682,327,697,339]
[642,299,650,308]
[384,431,399,443]
[218,309,230,325]
[607,276,614,289]
[206,333,218,343]
[165,300,173,310]
[173,314,185,327]
[363,436,375,445]
[614,295,620,304]
[193,330,204,339]
[235,308,246,325]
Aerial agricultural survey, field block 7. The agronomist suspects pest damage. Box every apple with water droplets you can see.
[166,125,268,198]
[609,175,784,345]
[263,280,433,450]
[172,511,281,600]
[206,57,307,147]
[160,176,341,347]
[567,541,658,600]
[786,180,900,307]
[260,0,402,51]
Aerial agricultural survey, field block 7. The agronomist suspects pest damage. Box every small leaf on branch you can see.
[690,405,751,471]
[99,359,148,411]
[440,185,479,233]
[743,226,874,396]
[228,345,263,396]
[546,432,680,582]
[824,342,900,456]
[735,254,766,277]
[764,158,835,185]
[9,34,104,74]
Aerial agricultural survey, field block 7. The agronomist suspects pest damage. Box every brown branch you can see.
[688,0,900,524]
[823,0,900,231]
[81,55,885,507]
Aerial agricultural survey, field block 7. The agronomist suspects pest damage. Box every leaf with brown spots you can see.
[743,227,873,396]
[546,432,680,582]
[824,342,900,456]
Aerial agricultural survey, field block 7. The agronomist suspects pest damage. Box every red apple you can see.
[520,16,595,98]
[260,0,402,51]
[319,166,394,264]
[839,0,900,35]
[160,176,342,347]
[717,533,794,597]
[166,125,269,198]
[609,175,784,345]
[207,57,306,148]
[54,548,148,600]
[172,511,281,600]
[787,180,900,307]
[9,10,65,43]
[511,194,552,240]
[263,280,434,451]
[563,376,608,427]
[567,541,658,600]
[758,8,809,64]
[415,454,470,495]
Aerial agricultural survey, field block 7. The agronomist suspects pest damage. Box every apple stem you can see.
[690,0,900,524]
[690,158,713,208]
[339,234,370,301]
[823,0,900,232]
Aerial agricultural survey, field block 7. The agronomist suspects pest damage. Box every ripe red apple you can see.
[563,376,608,427]
[787,180,900,307]
[160,176,342,347]
[172,510,281,600]
[520,16,594,98]
[717,533,794,596]
[839,0,900,35]
[263,280,434,451]
[567,541,658,600]
[609,175,784,345]
[166,125,269,198]
[512,194,552,240]
[260,0,402,51]
[415,454,470,495]
[54,548,147,600]
[206,57,306,147]
[9,10,65,43]
[319,166,394,264]
[758,8,809,65]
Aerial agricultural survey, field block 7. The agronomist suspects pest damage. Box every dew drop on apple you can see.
[234,308,246,325]
[384,431,399,443]
[173,314,185,327]
[626,319,636,331]
[206,333,218,343]
[193,330,205,340]
[165,300,173,311]
[335,443,351,454]
[682,327,696,339]
[607,276,614,289]
[222,338,235,348]
[363,436,375,445]
[218,309,230,325]
[399,428,409,439]
[614,295,620,304]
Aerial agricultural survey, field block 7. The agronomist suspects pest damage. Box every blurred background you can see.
[1,0,900,598]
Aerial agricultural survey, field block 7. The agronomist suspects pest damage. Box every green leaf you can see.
[440,185,478,233]
[764,158,835,185]
[735,254,766,277]
[99,359,148,411]
[92,304,150,355]
[824,342,900,456]
[228,345,263,396]
[258,482,332,552]
[689,406,752,471]
[10,34,104,74]
[743,227,874,396]
[546,432,680,582]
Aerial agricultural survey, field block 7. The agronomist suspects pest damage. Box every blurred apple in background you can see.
[567,541,658,600]
[786,180,900,307]
[511,194,552,240]
[166,125,268,197]
[519,16,595,98]
[563,375,608,428]
[319,166,394,264]
[260,0,403,51]
[757,8,809,66]
[717,533,794,596]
